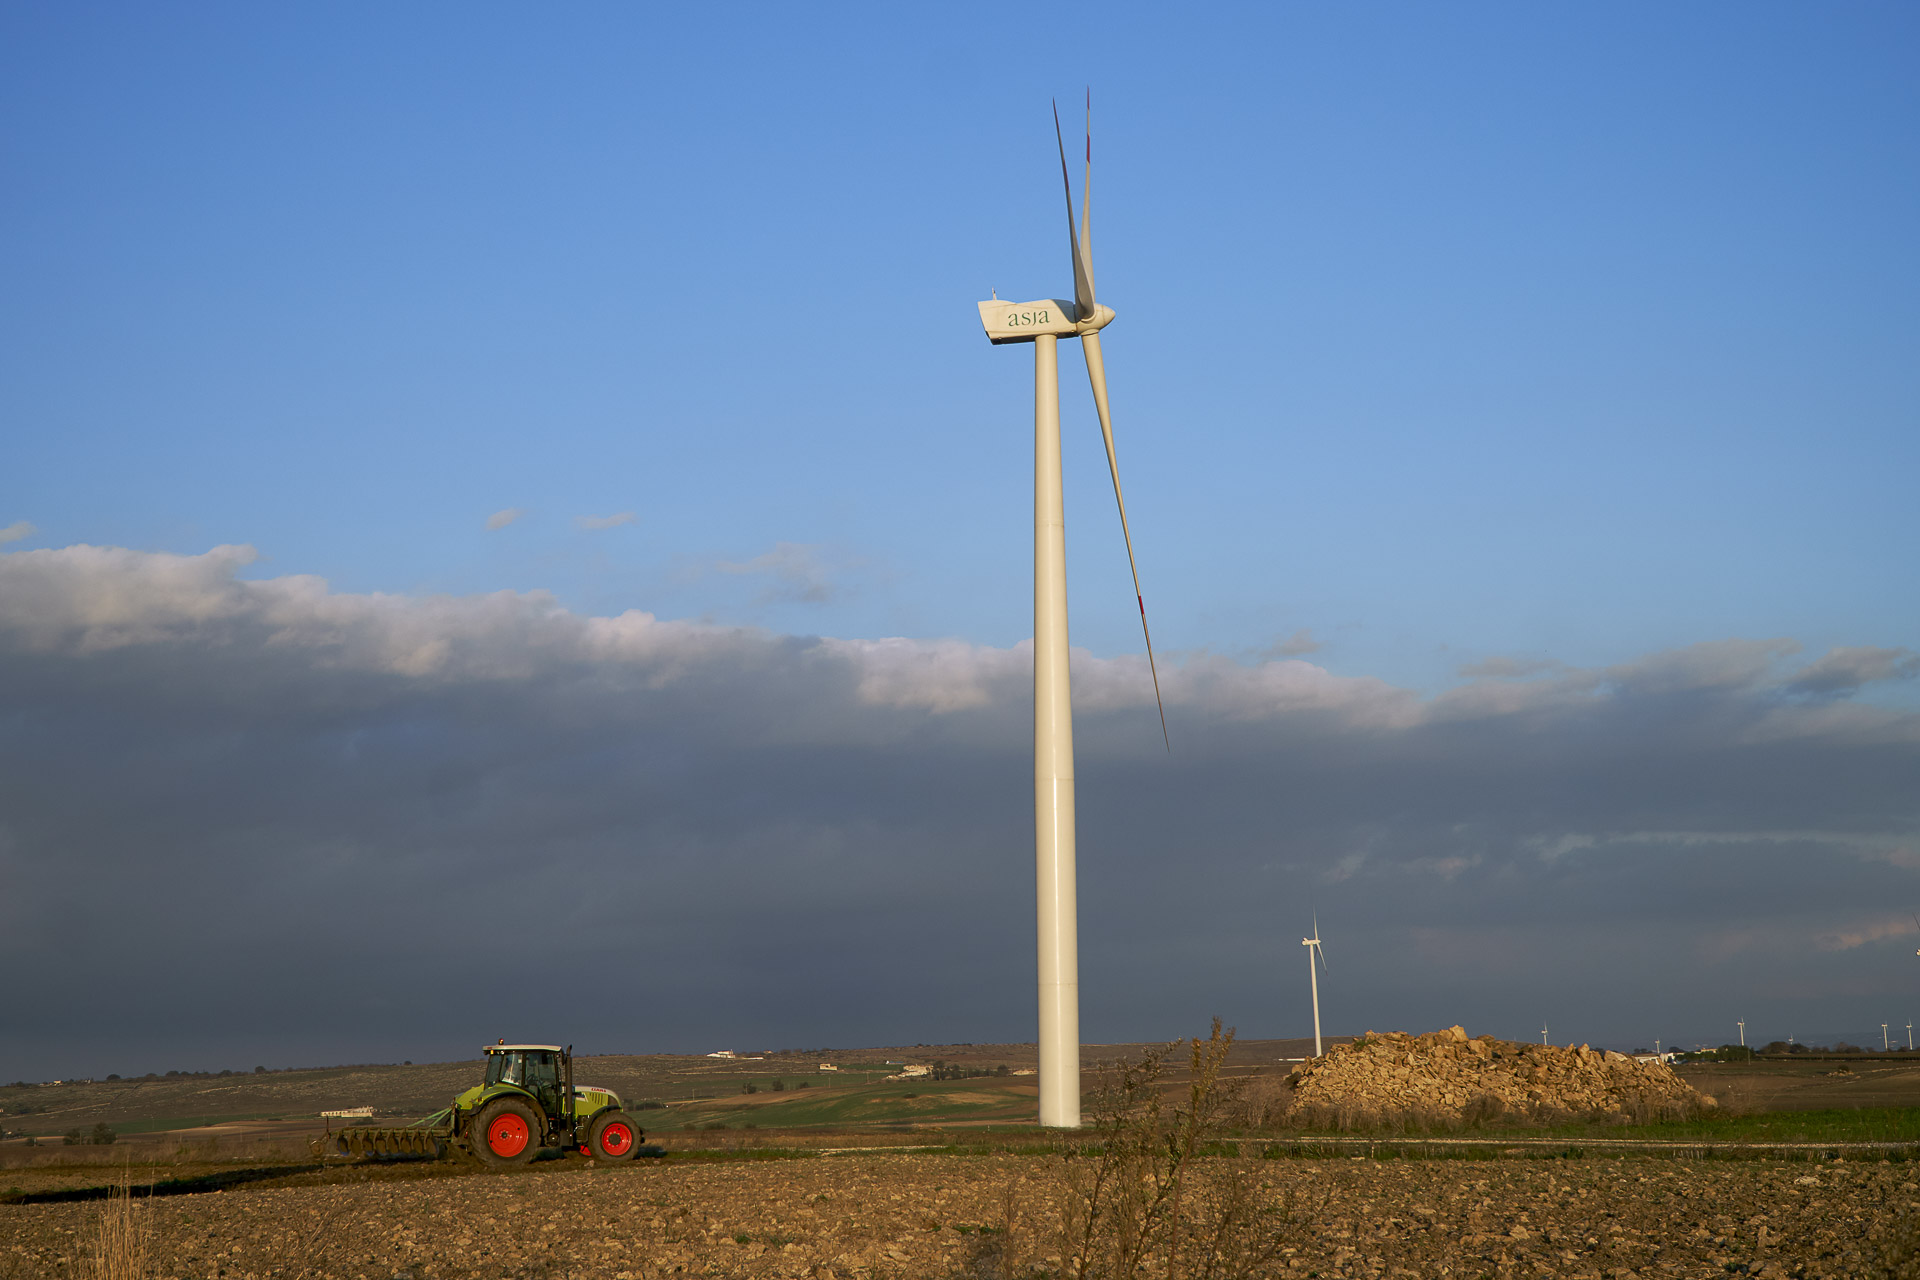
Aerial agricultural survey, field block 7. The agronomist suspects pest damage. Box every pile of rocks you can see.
[1285,1026,1713,1125]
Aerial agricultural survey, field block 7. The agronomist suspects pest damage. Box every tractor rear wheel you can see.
[470,1098,541,1168]
[588,1110,639,1161]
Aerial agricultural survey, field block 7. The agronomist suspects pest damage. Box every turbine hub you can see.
[1076,303,1116,335]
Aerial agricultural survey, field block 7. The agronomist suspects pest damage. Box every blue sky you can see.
[7,3,1914,691]
[3,5,1918,1077]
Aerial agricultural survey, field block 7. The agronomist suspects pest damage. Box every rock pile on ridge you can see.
[1284,1026,1713,1125]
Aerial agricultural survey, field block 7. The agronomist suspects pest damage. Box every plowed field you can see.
[3,1150,1914,1279]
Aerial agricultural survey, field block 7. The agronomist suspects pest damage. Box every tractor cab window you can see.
[523,1053,562,1113]
[485,1050,563,1115]
[485,1052,528,1088]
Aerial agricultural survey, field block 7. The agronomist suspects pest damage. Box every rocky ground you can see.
[3,1151,1916,1279]
[1286,1029,1710,1126]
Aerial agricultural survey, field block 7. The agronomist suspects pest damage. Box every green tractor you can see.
[456,1043,643,1167]
[313,1042,648,1167]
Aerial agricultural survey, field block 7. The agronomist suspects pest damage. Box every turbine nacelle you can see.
[977,298,1116,345]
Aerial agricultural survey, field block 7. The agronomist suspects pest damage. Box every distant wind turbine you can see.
[1541,1025,1549,1046]
[1302,916,1329,1057]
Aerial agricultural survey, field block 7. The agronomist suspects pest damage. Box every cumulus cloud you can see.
[1600,637,1801,695]
[485,508,524,531]
[1270,628,1323,657]
[1787,645,1920,696]
[576,511,636,531]
[0,521,35,545]
[0,542,1915,1078]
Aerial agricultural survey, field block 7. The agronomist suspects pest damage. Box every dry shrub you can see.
[1223,1070,1289,1132]
[970,1019,1311,1279]
[84,1169,152,1280]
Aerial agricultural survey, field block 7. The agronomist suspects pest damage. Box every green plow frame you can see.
[310,1107,453,1159]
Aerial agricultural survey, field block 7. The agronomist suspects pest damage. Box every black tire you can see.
[469,1097,541,1169]
[588,1110,640,1161]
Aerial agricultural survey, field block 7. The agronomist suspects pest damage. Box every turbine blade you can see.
[1053,101,1095,320]
[1081,328,1167,750]
[1315,938,1328,973]
[1079,90,1095,312]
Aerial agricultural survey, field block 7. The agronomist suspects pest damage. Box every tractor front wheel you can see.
[588,1111,639,1161]
[470,1098,541,1169]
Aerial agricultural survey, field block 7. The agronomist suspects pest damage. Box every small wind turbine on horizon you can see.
[975,96,1169,1129]
[1541,1025,1549,1046]
[1303,916,1329,1058]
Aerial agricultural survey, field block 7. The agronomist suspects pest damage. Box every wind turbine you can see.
[1907,1022,1912,1052]
[1541,1025,1549,1046]
[1737,1019,1745,1048]
[1303,916,1329,1058]
[976,98,1168,1129]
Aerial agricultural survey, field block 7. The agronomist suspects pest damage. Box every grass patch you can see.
[1262,1105,1920,1147]
[1526,1106,1920,1145]
[665,1078,1031,1130]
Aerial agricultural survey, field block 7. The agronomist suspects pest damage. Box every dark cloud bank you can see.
[2,545,1916,1080]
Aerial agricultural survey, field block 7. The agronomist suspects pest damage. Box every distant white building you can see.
[705,1050,736,1059]
[818,1063,839,1071]
[885,1064,931,1081]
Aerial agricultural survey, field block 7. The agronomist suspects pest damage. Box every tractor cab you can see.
[483,1045,567,1121]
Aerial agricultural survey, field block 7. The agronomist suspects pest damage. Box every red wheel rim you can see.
[487,1113,531,1157]
[601,1122,634,1156]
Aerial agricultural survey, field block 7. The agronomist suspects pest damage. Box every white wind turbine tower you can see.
[976,98,1169,1129]
[1303,916,1329,1058]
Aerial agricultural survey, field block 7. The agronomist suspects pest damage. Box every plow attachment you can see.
[311,1123,451,1159]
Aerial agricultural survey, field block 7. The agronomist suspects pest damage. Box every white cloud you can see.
[576,512,636,531]
[715,541,838,604]
[1788,645,1920,696]
[1601,637,1800,695]
[1271,628,1322,657]
[485,508,524,531]
[0,521,35,545]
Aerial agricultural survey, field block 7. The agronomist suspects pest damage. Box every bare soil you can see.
[1682,1059,1920,1113]
[8,1045,1920,1278]
[3,1149,1914,1279]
